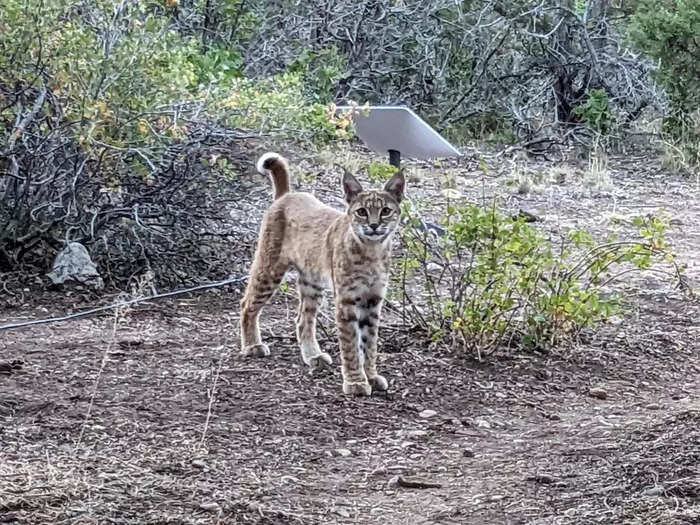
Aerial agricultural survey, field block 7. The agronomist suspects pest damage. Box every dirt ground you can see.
[1,147,699,524]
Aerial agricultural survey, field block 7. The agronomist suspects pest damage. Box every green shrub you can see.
[629,0,699,131]
[629,0,700,171]
[0,0,351,281]
[443,112,517,144]
[399,201,684,357]
[573,89,614,136]
[287,46,347,102]
[366,162,398,183]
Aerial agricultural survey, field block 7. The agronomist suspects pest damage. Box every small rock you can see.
[645,486,664,496]
[419,409,437,419]
[543,412,561,421]
[440,188,463,199]
[516,209,541,222]
[333,507,351,518]
[47,242,103,289]
[527,474,555,484]
[191,459,207,469]
[462,449,475,458]
[426,262,442,273]
[588,387,608,400]
[199,502,221,513]
[645,403,661,410]
[474,418,491,429]
[335,448,352,457]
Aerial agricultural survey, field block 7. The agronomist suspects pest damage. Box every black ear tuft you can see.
[383,170,405,203]
[342,169,363,204]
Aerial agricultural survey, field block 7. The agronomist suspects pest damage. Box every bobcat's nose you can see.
[369,223,379,231]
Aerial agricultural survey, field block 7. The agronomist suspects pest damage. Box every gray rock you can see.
[47,242,103,289]
[199,502,221,513]
[588,387,608,400]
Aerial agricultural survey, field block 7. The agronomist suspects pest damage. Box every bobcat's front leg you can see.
[336,297,371,396]
[359,295,388,392]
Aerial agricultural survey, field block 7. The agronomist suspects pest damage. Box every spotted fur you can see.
[240,152,405,395]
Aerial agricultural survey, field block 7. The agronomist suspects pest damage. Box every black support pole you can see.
[388,149,401,168]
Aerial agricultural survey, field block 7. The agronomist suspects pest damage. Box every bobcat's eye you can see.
[380,207,393,217]
[355,208,368,218]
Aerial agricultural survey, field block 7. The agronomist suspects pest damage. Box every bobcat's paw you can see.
[343,381,372,396]
[240,343,270,357]
[308,352,332,370]
[369,374,388,392]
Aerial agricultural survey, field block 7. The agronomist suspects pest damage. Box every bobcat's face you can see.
[343,169,405,243]
[348,192,401,242]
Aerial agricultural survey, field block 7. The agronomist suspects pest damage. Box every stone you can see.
[426,262,442,273]
[440,188,463,199]
[47,242,103,289]
[419,409,437,418]
[191,459,207,469]
[199,502,221,513]
[588,387,608,400]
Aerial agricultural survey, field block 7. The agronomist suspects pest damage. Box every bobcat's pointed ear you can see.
[342,169,363,204]
[383,170,405,203]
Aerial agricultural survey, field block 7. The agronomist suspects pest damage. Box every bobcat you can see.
[239,152,405,396]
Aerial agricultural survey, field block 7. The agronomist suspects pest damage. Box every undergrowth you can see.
[398,199,686,358]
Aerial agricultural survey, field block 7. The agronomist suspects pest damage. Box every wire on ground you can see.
[0,276,246,332]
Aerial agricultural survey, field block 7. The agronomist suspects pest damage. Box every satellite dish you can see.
[335,105,461,167]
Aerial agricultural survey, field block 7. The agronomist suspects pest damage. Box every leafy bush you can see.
[366,162,398,183]
[0,0,350,284]
[287,46,347,103]
[398,201,684,357]
[573,89,614,136]
[629,0,699,132]
[243,1,658,146]
[629,0,700,171]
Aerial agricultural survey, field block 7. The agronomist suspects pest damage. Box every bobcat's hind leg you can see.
[240,258,286,358]
[296,276,332,370]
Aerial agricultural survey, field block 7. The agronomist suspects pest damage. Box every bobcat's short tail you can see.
[256,152,289,200]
